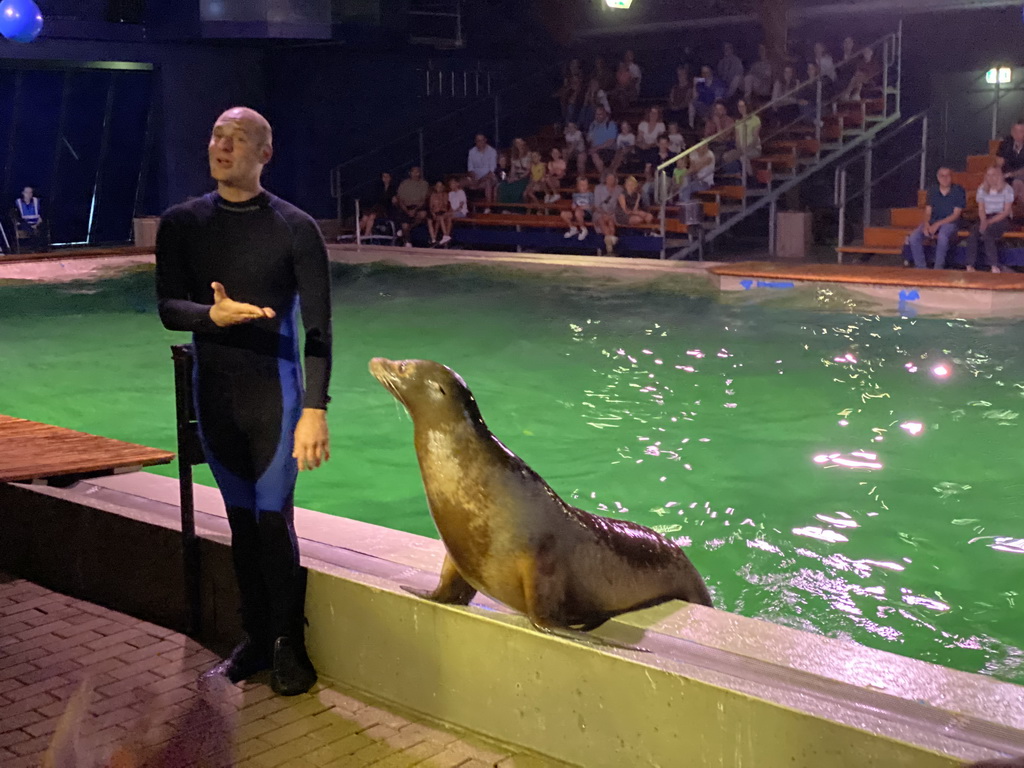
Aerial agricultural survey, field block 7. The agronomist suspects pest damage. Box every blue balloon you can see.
[0,0,43,44]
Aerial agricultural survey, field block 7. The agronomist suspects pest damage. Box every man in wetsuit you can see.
[155,107,331,696]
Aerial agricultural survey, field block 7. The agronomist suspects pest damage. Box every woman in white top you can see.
[966,166,1016,272]
[677,144,715,201]
[637,106,666,167]
[731,98,762,180]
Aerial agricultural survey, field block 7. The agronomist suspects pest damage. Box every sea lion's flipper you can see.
[404,555,477,605]
[529,622,651,653]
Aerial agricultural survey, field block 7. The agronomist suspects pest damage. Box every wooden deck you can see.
[710,261,1024,292]
[0,245,151,265]
[0,414,174,483]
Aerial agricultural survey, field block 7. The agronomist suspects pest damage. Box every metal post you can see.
[863,137,873,231]
[418,129,425,176]
[171,344,204,638]
[815,79,823,147]
[425,68,430,97]
[494,94,501,149]
[768,198,777,257]
[658,169,667,260]
[837,167,848,262]
[919,115,928,191]
[992,80,1000,141]
[355,198,362,247]
[881,37,889,118]
[943,99,949,161]
[896,20,903,115]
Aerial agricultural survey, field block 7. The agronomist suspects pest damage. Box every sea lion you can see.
[369,357,713,637]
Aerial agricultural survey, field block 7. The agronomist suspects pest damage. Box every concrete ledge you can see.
[3,474,1023,766]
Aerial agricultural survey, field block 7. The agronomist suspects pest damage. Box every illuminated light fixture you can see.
[986,67,1012,85]
[605,0,633,7]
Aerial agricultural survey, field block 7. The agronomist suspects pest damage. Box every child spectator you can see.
[561,177,594,241]
[616,175,654,227]
[637,106,666,167]
[524,151,548,205]
[448,177,468,219]
[611,121,636,174]
[427,180,452,246]
[667,122,686,155]
[564,121,587,177]
[544,148,567,203]
[678,144,715,201]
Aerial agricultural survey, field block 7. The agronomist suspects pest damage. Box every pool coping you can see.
[14,470,1023,765]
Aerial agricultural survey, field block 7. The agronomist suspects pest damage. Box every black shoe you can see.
[270,636,317,696]
[201,637,272,684]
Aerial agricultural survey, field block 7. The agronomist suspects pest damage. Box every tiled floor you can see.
[0,573,570,767]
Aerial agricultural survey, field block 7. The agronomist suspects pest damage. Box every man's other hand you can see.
[294,409,330,472]
[209,281,276,327]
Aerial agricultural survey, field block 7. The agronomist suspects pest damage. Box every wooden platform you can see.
[0,414,174,483]
[0,245,151,265]
[710,261,1024,291]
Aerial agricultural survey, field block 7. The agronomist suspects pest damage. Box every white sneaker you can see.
[578,227,588,241]
[404,241,413,248]
[564,227,579,238]
[992,265,1002,273]
[439,235,451,245]
[483,208,491,214]
[966,265,975,272]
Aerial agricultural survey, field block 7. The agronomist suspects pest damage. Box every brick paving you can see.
[0,573,572,767]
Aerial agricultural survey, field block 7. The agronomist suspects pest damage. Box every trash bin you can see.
[776,211,812,260]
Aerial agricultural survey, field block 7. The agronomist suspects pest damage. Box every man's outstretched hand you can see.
[209,281,276,327]
[294,409,330,472]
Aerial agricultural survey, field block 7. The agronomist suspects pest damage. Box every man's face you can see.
[714,103,726,118]
[936,168,952,186]
[605,174,616,187]
[1012,124,1024,144]
[410,167,422,181]
[724,43,734,56]
[209,111,271,188]
[475,134,487,149]
[596,108,608,123]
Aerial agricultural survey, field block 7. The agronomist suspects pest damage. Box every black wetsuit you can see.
[155,190,332,645]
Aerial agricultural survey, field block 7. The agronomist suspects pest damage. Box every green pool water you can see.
[2,262,1022,684]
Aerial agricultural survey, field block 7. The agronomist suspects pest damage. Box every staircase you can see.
[662,26,905,260]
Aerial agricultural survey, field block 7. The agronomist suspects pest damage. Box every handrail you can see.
[656,29,898,176]
[833,109,928,204]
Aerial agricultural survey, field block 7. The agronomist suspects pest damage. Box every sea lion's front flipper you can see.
[528,622,651,654]
[403,555,477,605]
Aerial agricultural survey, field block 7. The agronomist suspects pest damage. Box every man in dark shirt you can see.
[997,119,1024,204]
[907,167,965,269]
[155,107,331,696]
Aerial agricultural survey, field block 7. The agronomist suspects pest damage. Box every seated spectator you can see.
[814,42,837,85]
[610,49,641,107]
[743,44,774,105]
[637,106,666,166]
[717,42,745,100]
[800,62,824,123]
[465,133,498,210]
[624,50,642,91]
[524,151,549,205]
[704,100,735,155]
[580,72,612,129]
[610,121,636,175]
[360,172,396,238]
[691,66,726,127]
[772,64,803,125]
[908,167,965,270]
[616,175,654,230]
[730,98,762,179]
[586,107,619,175]
[564,121,587,177]
[840,36,856,62]
[641,137,675,207]
[965,166,1015,273]
[678,144,715,201]
[997,119,1024,203]
[667,122,686,155]
[556,59,584,125]
[666,65,693,127]
[839,46,881,102]
[14,185,45,250]
[544,147,567,203]
[395,166,429,246]
[592,172,621,253]
[671,156,689,196]
[561,177,594,241]
[509,138,532,181]
[427,180,452,246]
[448,177,468,218]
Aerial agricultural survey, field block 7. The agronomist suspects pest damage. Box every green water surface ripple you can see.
[1,263,1021,683]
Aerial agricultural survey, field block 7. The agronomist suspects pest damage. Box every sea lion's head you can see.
[370,358,483,426]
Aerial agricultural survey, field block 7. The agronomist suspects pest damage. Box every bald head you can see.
[216,107,272,148]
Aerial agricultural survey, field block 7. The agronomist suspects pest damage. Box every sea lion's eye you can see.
[434,382,446,396]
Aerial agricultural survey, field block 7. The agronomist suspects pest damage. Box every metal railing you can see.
[834,110,929,261]
[654,26,902,258]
